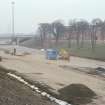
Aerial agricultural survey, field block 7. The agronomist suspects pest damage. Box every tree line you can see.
[36,18,105,51]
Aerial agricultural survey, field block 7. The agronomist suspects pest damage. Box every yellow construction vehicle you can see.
[59,49,70,61]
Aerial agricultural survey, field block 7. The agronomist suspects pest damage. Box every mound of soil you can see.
[58,84,96,105]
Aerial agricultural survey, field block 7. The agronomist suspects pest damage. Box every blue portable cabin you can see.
[46,49,58,60]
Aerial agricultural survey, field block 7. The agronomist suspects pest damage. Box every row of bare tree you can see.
[36,18,105,51]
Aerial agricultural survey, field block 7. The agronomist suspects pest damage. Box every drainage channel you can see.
[7,73,71,105]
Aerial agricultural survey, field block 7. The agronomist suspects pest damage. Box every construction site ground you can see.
[0,45,105,105]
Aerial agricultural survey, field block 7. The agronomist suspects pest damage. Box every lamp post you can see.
[11,1,15,44]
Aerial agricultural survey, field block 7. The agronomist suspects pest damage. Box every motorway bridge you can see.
[0,35,34,45]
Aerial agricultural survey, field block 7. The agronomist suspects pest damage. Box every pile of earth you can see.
[58,84,96,105]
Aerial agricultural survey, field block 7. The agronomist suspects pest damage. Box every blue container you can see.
[46,49,58,60]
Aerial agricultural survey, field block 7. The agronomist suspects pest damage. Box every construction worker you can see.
[13,48,16,55]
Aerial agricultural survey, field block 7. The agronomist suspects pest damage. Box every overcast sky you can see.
[0,0,105,34]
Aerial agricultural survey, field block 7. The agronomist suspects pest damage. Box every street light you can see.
[11,1,15,44]
[11,1,17,55]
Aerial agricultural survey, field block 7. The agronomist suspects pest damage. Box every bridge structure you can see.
[0,34,35,45]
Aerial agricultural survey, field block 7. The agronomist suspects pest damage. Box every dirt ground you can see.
[0,67,57,105]
[0,46,105,105]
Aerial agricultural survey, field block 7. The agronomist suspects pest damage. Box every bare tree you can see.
[52,20,65,47]
[67,26,72,48]
[37,27,44,48]
[91,18,103,51]
[68,20,76,48]
[78,20,89,48]
[100,21,105,42]
[68,20,79,48]
[38,23,51,48]
[75,21,81,48]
